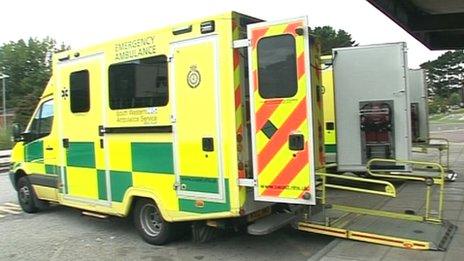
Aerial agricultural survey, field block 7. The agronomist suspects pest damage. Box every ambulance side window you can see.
[108,55,168,110]
[28,99,54,140]
[257,34,298,99]
[70,70,90,113]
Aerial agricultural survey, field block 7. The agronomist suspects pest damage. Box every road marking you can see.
[0,202,23,217]
[4,202,21,209]
[0,206,21,214]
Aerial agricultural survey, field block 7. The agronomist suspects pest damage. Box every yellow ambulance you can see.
[320,56,336,159]
[9,12,324,244]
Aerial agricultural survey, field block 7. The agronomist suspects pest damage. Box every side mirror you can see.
[11,123,22,142]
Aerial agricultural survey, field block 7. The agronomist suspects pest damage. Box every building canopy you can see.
[367,0,464,50]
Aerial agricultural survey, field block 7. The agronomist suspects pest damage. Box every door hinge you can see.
[233,39,250,49]
[168,56,174,63]
[173,182,180,190]
[238,178,255,187]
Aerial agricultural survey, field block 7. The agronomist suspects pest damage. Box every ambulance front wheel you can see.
[134,198,174,245]
[17,176,41,213]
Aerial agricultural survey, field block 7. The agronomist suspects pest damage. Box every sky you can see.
[0,0,446,68]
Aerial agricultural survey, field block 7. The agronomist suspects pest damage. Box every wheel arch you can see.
[122,188,174,222]
[12,169,28,191]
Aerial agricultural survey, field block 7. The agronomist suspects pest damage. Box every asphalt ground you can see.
[0,171,333,261]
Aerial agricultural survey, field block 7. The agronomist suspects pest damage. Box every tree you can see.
[420,50,464,98]
[429,96,449,114]
[0,37,69,128]
[449,93,462,106]
[311,26,357,55]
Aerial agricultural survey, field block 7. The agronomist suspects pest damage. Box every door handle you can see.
[45,147,54,151]
[202,137,214,152]
[62,138,69,148]
[289,134,304,151]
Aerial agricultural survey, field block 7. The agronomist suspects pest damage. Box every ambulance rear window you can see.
[257,34,298,99]
[109,55,168,110]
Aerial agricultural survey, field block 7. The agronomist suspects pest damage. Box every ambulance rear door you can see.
[247,17,316,205]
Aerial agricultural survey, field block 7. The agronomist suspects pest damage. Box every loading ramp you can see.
[296,161,457,250]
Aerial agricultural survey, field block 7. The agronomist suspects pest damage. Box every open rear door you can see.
[247,17,316,205]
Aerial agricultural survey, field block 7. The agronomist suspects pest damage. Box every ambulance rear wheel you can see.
[134,198,173,245]
[17,176,39,213]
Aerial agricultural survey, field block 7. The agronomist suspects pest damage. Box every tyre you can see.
[133,198,174,245]
[17,176,39,213]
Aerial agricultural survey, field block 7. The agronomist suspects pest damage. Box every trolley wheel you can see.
[446,170,458,182]
[355,172,372,178]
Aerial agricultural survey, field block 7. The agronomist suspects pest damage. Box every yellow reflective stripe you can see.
[278,164,310,199]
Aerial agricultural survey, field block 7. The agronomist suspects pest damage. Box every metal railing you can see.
[413,137,450,172]
[313,158,445,226]
[366,158,445,222]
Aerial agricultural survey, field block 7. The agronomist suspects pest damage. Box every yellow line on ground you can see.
[0,207,21,214]
[3,206,22,211]
[4,203,20,208]
[3,203,21,211]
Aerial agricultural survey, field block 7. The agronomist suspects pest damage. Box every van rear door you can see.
[247,17,316,205]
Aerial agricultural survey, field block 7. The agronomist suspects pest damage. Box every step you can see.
[247,212,297,236]
[82,211,108,219]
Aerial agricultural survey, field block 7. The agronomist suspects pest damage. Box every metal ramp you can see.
[299,209,456,250]
[297,160,457,250]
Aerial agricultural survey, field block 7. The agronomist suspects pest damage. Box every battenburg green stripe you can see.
[131,142,174,174]
[180,176,219,194]
[97,170,108,201]
[325,144,337,153]
[25,140,44,162]
[110,171,132,202]
[45,164,59,175]
[66,142,95,168]
[179,179,230,214]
